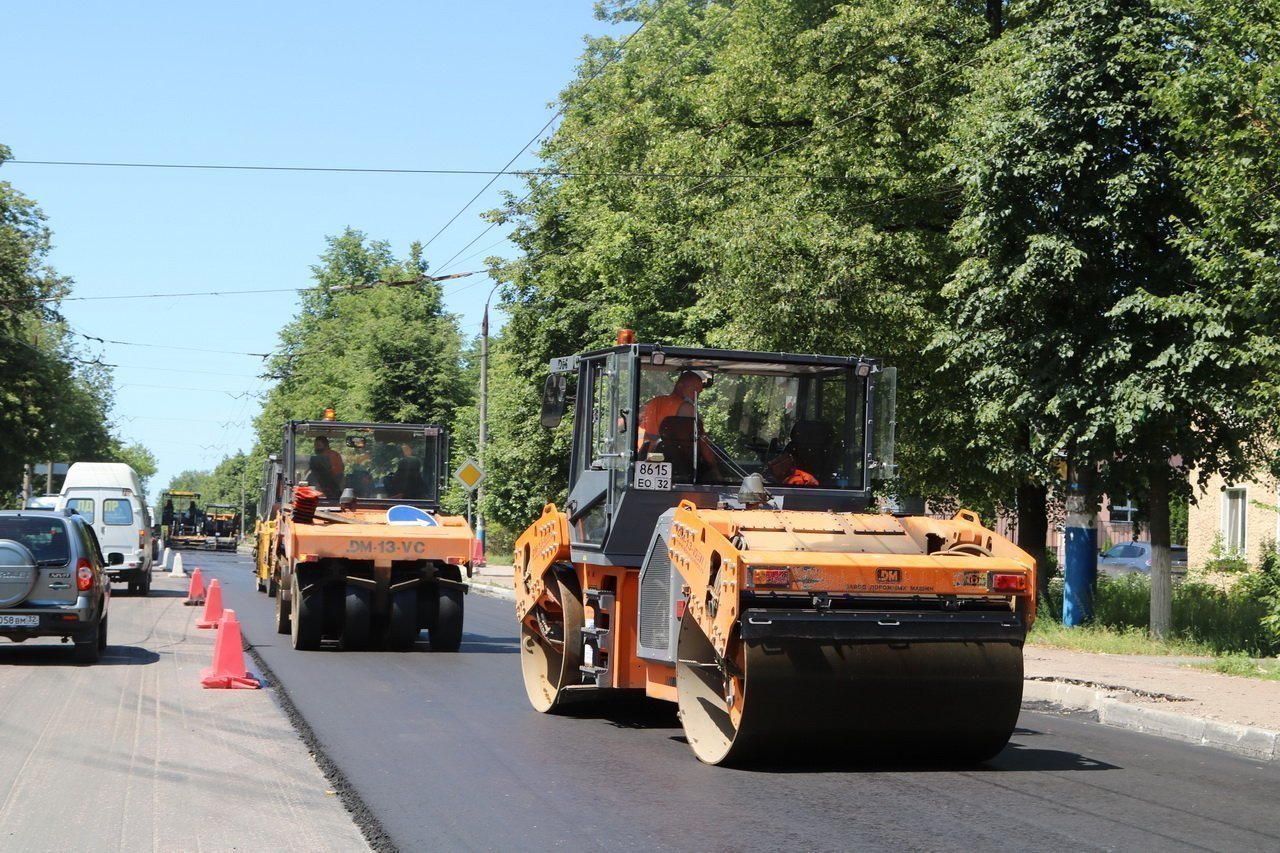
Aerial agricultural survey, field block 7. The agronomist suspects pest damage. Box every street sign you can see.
[453,458,484,492]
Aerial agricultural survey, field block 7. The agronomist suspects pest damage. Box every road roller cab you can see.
[515,335,1037,765]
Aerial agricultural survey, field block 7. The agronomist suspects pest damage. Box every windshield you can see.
[635,362,866,488]
[293,424,441,504]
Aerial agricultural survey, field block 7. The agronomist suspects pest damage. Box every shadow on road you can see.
[117,588,188,598]
[0,643,161,667]
[555,694,682,730]
[661,724,1120,774]
[459,634,519,654]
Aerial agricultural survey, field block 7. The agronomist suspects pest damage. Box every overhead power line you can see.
[0,270,482,307]
[436,1,735,275]
[4,159,824,182]
[419,0,671,254]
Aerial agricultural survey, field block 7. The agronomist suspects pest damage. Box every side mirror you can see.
[540,374,568,428]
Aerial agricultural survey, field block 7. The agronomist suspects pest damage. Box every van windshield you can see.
[0,518,70,566]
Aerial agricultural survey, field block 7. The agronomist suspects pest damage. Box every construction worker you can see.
[766,450,819,486]
[637,370,722,480]
[313,437,345,482]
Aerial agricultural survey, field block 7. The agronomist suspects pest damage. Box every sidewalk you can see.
[0,568,369,851]
[471,562,1280,761]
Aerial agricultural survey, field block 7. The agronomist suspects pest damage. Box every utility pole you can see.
[476,282,500,557]
[1062,461,1098,626]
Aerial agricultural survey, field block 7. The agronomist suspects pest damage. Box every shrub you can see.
[1093,573,1151,629]
[1040,576,1064,623]
[1034,560,1279,656]
[1203,532,1248,573]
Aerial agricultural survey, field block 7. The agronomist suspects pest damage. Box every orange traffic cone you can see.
[200,610,260,689]
[196,579,224,628]
[472,537,486,568]
[184,567,206,606]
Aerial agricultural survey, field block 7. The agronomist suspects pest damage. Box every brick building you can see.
[1187,471,1280,570]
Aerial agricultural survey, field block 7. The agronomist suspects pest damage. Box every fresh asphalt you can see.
[192,551,1280,853]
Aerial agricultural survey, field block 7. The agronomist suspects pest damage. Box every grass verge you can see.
[1028,620,1210,656]
[1194,656,1280,681]
[1029,621,1280,681]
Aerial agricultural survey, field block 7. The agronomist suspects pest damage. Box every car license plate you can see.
[0,615,39,627]
[633,461,672,491]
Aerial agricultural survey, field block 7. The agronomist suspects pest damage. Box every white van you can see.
[58,462,155,595]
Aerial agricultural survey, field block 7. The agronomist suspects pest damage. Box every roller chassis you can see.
[268,420,474,652]
[515,339,1038,765]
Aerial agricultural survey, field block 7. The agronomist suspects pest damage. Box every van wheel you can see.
[139,570,151,597]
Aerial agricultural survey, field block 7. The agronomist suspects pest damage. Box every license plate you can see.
[633,461,672,491]
[0,615,39,627]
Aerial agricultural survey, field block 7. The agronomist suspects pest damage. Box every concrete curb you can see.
[469,578,515,601]
[1023,678,1279,761]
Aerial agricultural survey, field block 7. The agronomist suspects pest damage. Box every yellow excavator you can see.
[514,333,1036,765]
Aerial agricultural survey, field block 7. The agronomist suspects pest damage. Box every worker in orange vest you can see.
[637,370,722,480]
[766,450,819,486]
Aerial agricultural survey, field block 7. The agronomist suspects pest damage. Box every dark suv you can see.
[0,509,112,662]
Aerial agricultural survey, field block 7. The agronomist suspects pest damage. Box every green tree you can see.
[1152,0,1280,472]
[939,0,1274,635]
[254,229,471,457]
[486,0,998,531]
[110,441,159,501]
[0,147,117,501]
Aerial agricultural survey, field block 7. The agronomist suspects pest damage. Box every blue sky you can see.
[4,1,626,498]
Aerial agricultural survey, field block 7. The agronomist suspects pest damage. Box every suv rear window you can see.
[0,517,70,566]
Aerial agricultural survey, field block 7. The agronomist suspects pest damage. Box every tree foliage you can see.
[255,229,469,441]
[245,228,473,513]
[486,0,995,531]
[0,146,132,504]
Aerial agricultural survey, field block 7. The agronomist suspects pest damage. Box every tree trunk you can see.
[1016,482,1049,599]
[986,0,1003,39]
[1148,468,1173,639]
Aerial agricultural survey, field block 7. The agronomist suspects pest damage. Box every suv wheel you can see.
[73,616,104,663]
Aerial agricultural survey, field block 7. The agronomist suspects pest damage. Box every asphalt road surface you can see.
[194,552,1280,853]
